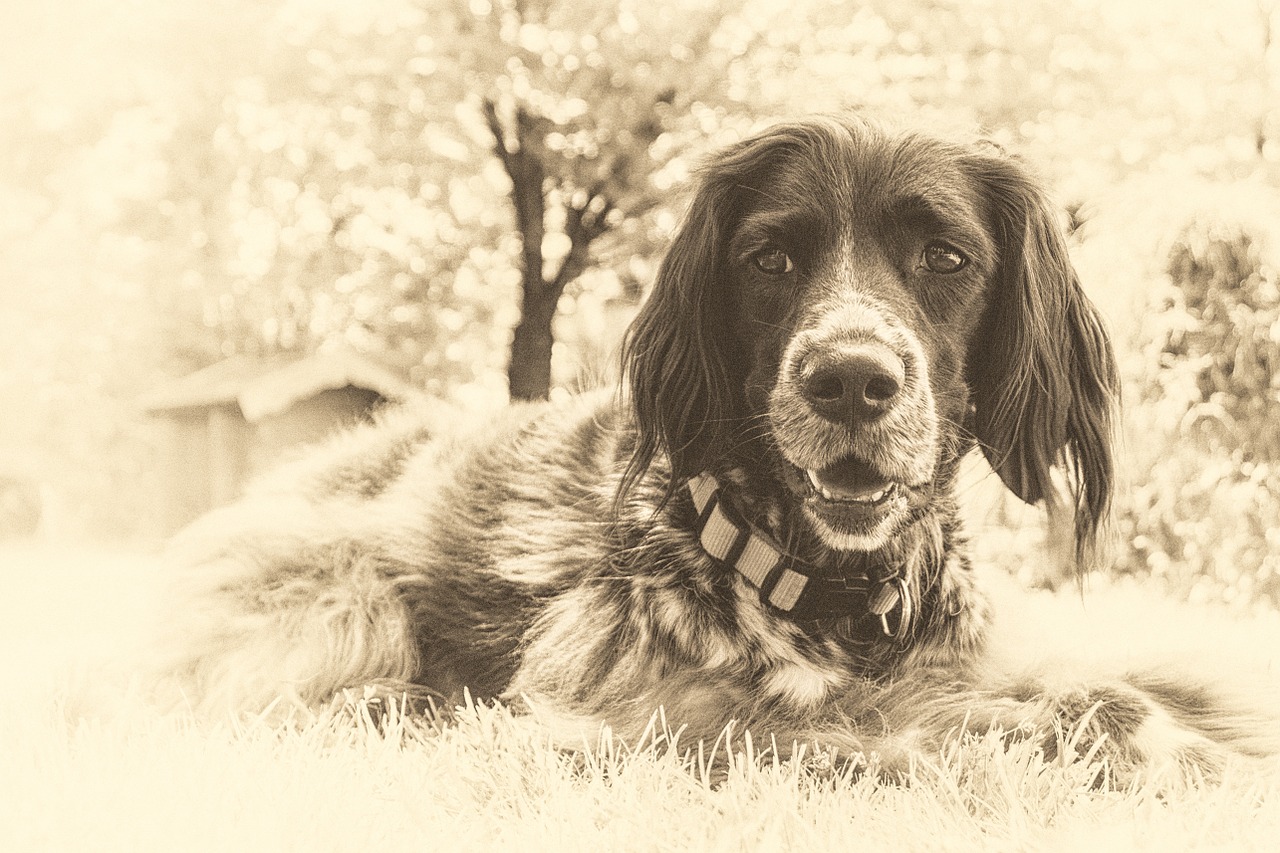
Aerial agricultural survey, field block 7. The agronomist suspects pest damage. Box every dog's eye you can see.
[752,247,794,275]
[921,242,967,274]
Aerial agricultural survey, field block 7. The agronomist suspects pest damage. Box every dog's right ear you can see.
[618,175,743,505]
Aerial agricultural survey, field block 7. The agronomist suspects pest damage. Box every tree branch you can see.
[546,190,614,298]
[480,98,515,175]
[482,99,547,296]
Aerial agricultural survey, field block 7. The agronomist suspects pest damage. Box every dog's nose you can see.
[801,344,905,423]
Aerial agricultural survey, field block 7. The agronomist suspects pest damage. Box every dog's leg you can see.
[770,669,1269,787]
[151,500,420,721]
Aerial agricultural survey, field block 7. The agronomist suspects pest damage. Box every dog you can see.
[156,115,1272,781]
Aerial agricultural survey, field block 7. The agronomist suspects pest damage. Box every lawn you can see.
[3,543,1279,852]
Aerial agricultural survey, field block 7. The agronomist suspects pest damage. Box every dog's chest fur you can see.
[255,393,989,736]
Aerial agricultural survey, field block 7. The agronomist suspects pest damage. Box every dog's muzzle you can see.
[767,307,940,551]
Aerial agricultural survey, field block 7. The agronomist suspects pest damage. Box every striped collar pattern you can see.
[687,472,912,637]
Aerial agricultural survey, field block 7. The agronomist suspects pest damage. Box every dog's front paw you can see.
[1035,681,1228,788]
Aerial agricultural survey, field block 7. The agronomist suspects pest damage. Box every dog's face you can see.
[623,117,1117,562]
[727,134,999,550]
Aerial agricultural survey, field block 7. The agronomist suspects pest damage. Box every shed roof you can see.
[140,350,420,422]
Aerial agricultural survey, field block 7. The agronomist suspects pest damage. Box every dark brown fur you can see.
[156,116,1271,782]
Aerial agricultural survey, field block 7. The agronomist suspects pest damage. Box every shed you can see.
[141,350,420,534]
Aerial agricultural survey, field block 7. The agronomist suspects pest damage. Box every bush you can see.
[1116,224,1280,609]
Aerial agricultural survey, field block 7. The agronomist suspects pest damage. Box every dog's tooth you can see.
[806,475,898,504]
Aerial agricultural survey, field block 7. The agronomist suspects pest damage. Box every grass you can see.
[2,543,1279,852]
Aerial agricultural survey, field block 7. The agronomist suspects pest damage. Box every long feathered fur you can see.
[153,115,1272,784]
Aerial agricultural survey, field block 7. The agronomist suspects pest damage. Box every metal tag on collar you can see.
[868,576,911,639]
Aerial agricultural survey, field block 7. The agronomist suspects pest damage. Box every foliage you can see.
[0,99,172,538]
[136,4,511,397]
[1116,216,1280,609]
[461,0,761,399]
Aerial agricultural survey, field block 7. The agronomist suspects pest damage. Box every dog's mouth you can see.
[800,456,898,506]
[781,454,913,545]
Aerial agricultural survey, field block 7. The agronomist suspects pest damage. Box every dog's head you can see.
[621,116,1116,566]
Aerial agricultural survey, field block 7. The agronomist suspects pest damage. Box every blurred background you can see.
[0,0,1277,610]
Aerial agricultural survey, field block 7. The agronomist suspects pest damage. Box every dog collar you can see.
[687,473,912,637]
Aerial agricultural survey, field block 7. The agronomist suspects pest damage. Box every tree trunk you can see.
[507,286,557,401]
[484,100,554,401]
[483,99,611,401]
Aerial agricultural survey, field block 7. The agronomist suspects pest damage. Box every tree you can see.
[433,0,770,399]
[132,5,512,395]
[414,0,783,399]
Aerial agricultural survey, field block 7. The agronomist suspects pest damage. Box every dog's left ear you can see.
[618,126,808,506]
[963,151,1119,568]
[616,167,743,506]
